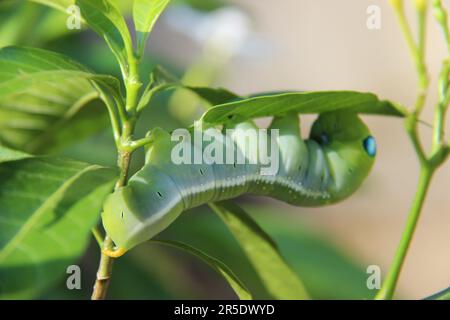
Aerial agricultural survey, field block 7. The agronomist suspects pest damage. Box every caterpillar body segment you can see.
[102,112,376,252]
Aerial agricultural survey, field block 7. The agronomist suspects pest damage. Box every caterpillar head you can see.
[310,111,376,201]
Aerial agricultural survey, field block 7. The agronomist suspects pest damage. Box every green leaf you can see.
[0,2,41,47]
[0,88,104,153]
[172,0,226,11]
[2,2,85,47]
[151,239,252,300]
[0,46,119,153]
[0,46,120,97]
[200,91,408,126]
[76,0,133,76]
[187,86,240,106]
[161,206,380,299]
[137,66,239,112]
[424,286,450,300]
[0,145,30,163]
[209,201,310,300]
[28,0,130,17]
[133,0,171,58]
[28,0,74,12]
[0,146,117,299]
[137,66,178,112]
[28,0,132,15]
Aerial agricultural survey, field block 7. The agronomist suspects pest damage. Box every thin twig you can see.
[91,227,104,248]
[377,0,450,300]
[376,0,431,300]
[91,48,142,299]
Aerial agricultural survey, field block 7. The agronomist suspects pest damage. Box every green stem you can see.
[416,1,428,93]
[376,166,433,300]
[94,83,122,142]
[127,135,155,151]
[91,149,131,300]
[433,60,450,149]
[92,50,142,300]
[433,0,450,54]
[125,54,142,113]
[376,1,434,300]
[406,114,427,165]
[91,227,104,248]
[392,1,429,98]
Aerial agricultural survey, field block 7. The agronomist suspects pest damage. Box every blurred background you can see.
[1,0,449,299]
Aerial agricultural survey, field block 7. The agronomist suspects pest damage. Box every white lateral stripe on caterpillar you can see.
[102,112,376,251]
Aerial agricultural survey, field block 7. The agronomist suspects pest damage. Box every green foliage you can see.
[0,2,42,47]
[29,0,74,12]
[0,146,117,299]
[425,286,450,300]
[1,2,83,47]
[75,0,134,76]
[209,202,309,300]
[0,145,30,163]
[137,66,239,112]
[0,46,119,97]
[2,0,436,302]
[376,1,450,300]
[172,0,226,12]
[161,206,374,299]
[151,240,252,300]
[201,91,406,126]
[0,46,118,153]
[133,0,171,58]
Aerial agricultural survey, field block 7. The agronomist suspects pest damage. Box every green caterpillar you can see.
[102,111,376,257]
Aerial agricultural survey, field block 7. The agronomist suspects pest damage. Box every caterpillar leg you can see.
[102,247,127,258]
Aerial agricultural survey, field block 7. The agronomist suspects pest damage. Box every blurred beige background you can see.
[152,0,450,298]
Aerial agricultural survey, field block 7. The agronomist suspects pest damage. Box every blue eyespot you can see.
[363,136,376,157]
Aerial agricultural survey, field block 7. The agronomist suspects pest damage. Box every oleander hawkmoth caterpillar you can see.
[102,111,376,257]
